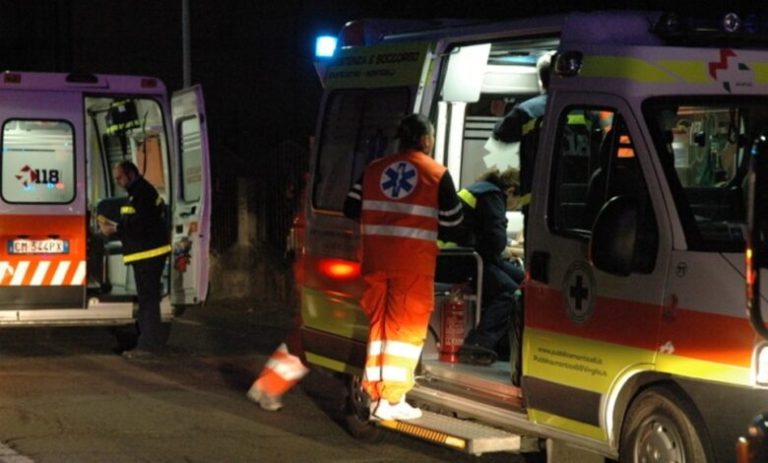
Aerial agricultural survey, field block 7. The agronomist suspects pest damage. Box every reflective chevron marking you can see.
[0,260,85,286]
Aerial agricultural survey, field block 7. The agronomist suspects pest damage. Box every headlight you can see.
[756,344,768,386]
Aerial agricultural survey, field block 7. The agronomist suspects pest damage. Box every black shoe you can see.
[122,349,156,360]
[457,344,497,366]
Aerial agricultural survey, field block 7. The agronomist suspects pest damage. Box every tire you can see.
[619,387,712,463]
[343,374,385,443]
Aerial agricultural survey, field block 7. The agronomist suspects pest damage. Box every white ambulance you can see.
[299,10,768,463]
[0,72,210,332]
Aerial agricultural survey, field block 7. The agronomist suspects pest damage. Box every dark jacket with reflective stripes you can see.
[493,94,547,198]
[458,181,508,267]
[118,176,170,264]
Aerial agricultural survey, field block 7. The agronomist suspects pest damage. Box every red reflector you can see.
[318,258,360,279]
[141,78,158,88]
[4,73,21,84]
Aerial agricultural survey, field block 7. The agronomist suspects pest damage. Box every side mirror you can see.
[589,196,638,276]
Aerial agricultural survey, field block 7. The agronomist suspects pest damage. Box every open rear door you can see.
[171,85,211,306]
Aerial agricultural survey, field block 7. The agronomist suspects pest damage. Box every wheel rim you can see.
[634,415,686,463]
[348,375,371,421]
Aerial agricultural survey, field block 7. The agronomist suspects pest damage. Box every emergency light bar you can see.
[653,12,768,46]
[315,35,337,58]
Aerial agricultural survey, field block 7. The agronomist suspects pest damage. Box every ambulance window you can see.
[1,119,75,204]
[178,117,202,202]
[314,88,410,211]
[645,99,758,252]
[90,97,168,198]
[550,107,607,234]
[551,107,656,269]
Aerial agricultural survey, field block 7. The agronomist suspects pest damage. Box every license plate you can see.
[8,239,69,255]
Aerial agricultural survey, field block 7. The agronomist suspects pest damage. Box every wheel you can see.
[619,387,712,463]
[343,374,385,443]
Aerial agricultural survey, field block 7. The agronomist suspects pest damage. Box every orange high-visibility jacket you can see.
[360,149,447,276]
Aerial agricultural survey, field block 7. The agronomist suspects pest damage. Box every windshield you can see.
[645,98,768,252]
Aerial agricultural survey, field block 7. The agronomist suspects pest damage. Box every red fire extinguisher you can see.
[440,287,466,363]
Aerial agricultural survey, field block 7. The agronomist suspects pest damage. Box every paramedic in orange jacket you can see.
[343,114,463,421]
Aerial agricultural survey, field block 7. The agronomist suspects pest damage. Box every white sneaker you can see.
[246,384,283,412]
[372,399,422,421]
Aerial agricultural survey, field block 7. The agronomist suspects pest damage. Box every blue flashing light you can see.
[315,35,337,58]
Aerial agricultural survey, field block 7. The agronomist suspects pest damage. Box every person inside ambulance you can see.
[492,51,555,236]
[455,168,524,371]
[343,114,464,421]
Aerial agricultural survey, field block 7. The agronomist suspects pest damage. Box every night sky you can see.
[0,0,762,250]
[0,1,758,167]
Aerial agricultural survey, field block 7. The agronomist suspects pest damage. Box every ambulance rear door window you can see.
[313,88,410,212]
[1,119,75,204]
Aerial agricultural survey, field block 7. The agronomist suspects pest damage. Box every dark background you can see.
[0,0,758,258]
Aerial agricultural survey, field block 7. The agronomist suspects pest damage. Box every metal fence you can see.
[210,139,309,258]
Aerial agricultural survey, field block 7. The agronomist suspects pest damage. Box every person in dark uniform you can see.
[492,51,554,240]
[456,168,524,372]
[100,160,171,358]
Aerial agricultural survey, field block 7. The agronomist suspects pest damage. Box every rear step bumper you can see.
[376,410,522,455]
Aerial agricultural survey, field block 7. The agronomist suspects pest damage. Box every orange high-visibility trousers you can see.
[360,271,434,404]
[253,342,309,397]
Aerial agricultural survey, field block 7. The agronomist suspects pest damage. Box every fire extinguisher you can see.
[439,286,466,363]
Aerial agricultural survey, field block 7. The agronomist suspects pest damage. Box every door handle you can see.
[179,206,197,218]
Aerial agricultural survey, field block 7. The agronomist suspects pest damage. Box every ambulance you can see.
[738,110,768,462]
[0,72,210,333]
[299,10,768,463]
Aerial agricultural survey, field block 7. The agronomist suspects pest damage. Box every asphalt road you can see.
[0,300,524,463]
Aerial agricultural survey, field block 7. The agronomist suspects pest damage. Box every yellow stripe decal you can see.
[752,63,768,84]
[120,205,136,215]
[655,352,750,385]
[301,286,368,338]
[305,352,362,376]
[123,244,171,263]
[527,409,605,441]
[582,56,676,83]
[656,60,710,83]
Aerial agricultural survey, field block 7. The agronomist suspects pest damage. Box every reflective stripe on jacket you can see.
[118,176,170,264]
[360,149,447,276]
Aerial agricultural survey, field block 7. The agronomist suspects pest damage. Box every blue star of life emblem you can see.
[380,160,418,199]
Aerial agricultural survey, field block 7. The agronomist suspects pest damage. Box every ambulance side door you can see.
[523,93,671,440]
[301,42,433,370]
[170,85,211,306]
